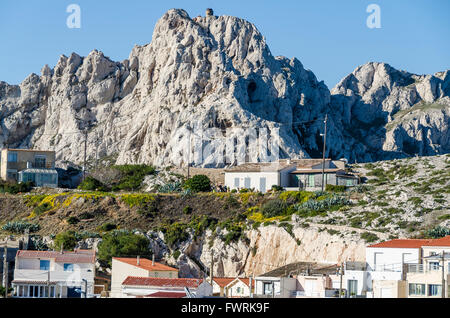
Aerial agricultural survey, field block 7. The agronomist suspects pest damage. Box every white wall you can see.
[366,247,421,272]
[255,277,297,298]
[227,280,251,298]
[224,172,280,193]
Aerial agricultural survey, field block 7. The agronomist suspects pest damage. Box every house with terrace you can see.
[0,148,58,187]
[224,159,359,193]
[11,249,96,298]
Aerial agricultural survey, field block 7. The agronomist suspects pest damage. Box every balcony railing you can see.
[407,263,449,274]
[13,269,94,283]
[370,264,402,272]
[7,162,56,170]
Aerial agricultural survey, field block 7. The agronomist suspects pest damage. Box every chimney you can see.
[60,242,64,254]
[137,256,140,266]
[152,254,155,266]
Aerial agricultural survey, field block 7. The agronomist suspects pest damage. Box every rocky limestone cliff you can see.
[331,63,450,162]
[0,9,449,167]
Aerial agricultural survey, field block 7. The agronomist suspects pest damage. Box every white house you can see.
[12,249,96,298]
[341,237,450,298]
[111,257,179,298]
[120,277,213,298]
[225,278,253,298]
[211,277,236,297]
[224,159,359,193]
[253,276,298,298]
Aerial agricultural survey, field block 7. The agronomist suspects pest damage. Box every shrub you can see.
[261,199,288,218]
[426,226,450,239]
[0,181,34,194]
[360,232,379,243]
[66,217,79,225]
[78,177,109,192]
[183,206,193,215]
[325,185,347,193]
[52,231,78,251]
[438,214,450,221]
[100,223,117,232]
[97,231,151,268]
[173,250,181,260]
[183,175,211,193]
[79,212,95,220]
[111,165,156,191]
[271,185,284,192]
[160,223,189,248]
[33,202,52,216]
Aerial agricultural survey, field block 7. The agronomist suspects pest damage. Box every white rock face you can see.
[0,10,449,166]
[331,63,450,162]
[161,224,381,277]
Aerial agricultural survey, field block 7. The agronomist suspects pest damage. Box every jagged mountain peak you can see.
[0,9,448,167]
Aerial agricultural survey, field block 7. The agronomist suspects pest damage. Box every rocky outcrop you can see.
[331,63,450,162]
[158,223,381,277]
[0,9,449,166]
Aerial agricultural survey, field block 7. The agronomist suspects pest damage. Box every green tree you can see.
[97,231,151,268]
[52,231,78,251]
[183,175,211,192]
[78,176,108,192]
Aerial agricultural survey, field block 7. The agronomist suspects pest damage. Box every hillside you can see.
[0,155,448,276]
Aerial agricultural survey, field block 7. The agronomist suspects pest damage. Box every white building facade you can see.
[12,249,96,298]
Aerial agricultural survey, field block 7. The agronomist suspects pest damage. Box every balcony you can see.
[7,161,56,170]
[13,269,95,284]
[370,264,403,272]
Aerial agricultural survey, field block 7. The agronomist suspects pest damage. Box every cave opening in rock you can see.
[247,81,257,102]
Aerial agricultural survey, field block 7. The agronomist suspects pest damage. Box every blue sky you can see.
[0,0,449,88]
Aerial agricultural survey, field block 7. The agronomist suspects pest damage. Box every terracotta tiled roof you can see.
[368,239,434,249]
[145,292,187,298]
[422,236,450,247]
[236,278,250,287]
[16,249,95,263]
[113,257,178,272]
[122,277,204,288]
[213,277,236,287]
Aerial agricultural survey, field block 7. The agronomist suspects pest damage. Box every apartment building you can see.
[0,148,58,187]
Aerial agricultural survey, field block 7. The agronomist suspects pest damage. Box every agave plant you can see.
[1,221,40,234]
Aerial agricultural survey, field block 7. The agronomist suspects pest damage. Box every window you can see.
[244,178,251,189]
[429,262,440,271]
[64,263,74,272]
[428,284,442,297]
[409,283,425,296]
[50,286,55,298]
[7,170,18,181]
[34,156,47,168]
[39,260,50,270]
[234,178,240,188]
[348,280,358,296]
[263,282,273,295]
[308,175,315,187]
[7,152,17,162]
[346,179,353,187]
[41,173,56,184]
